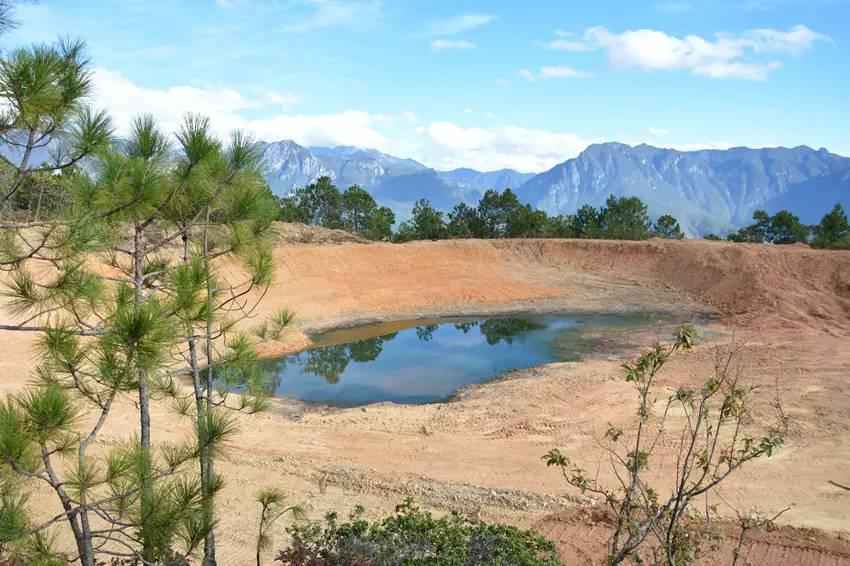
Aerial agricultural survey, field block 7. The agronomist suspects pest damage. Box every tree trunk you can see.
[202,213,217,565]
[183,231,218,566]
[134,225,155,562]
[42,447,90,565]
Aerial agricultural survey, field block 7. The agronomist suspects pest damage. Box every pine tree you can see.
[651,214,685,240]
[812,203,849,249]
[0,111,291,564]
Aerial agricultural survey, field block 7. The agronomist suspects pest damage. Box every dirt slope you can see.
[2,232,850,564]
[491,238,850,330]
[250,237,850,332]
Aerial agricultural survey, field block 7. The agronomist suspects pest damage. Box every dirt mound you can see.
[261,237,850,331]
[272,221,368,245]
[536,508,850,565]
[489,239,850,330]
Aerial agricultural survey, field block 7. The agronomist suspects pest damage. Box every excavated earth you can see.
[2,226,850,564]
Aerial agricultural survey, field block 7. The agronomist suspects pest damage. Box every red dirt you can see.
[2,232,850,564]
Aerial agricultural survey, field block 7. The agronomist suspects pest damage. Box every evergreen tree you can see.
[278,195,308,223]
[410,199,446,240]
[447,202,483,238]
[367,206,395,241]
[507,204,547,238]
[544,214,576,238]
[0,39,111,222]
[287,176,342,228]
[340,184,376,236]
[392,220,417,243]
[765,210,809,244]
[728,210,771,242]
[728,209,809,244]
[163,115,288,565]
[598,195,651,240]
[0,112,289,565]
[812,203,850,249]
[477,188,522,238]
[570,204,601,239]
[651,214,685,240]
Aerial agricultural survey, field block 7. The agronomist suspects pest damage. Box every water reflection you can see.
[284,318,547,384]
[255,313,657,406]
[263,332,398,387]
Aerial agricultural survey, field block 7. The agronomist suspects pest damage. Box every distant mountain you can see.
[259,140,429,195]
[436,168,535,201]
[516,143,850,235]
[4,136,848,236]
[256,140,532,217]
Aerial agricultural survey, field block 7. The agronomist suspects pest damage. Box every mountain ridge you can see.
[516,142,850,235]
[257,139,849,235]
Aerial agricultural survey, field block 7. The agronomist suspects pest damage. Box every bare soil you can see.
[2,229,850,564]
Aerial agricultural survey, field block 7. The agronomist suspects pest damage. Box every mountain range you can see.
[259,140,850,236]
[6,137,848,237]
[257,141,535,212]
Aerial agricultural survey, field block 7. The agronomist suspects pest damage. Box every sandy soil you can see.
[2,232,850,564]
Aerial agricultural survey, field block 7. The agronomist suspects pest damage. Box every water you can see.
[256,313,657,407]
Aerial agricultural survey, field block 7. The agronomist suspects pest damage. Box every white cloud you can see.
[693,60,782,80]
[431,39,476,50]
[91,67,392,150]
[520,66,590,81]
[493,78,510,88]
[534,39,592,52]
[412,121,594,172]
[540,66,591,78]
[536,25,827,81]
[743,25,830,54]
[648,127,668,136]
[577,24,827,80]
[402,112,419,124]
[427,13,496,36]
[286,0,383,32]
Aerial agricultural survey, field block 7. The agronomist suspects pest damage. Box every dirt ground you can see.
[2,231,850,564]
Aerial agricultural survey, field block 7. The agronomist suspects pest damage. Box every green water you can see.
[257,313,659,407]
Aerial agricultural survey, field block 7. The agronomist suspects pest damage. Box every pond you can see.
[256,313,661,407]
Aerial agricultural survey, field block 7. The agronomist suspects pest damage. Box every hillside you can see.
[517,143,850,236]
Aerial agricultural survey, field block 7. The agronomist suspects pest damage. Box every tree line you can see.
[279,176,850,250]
[705,203,850,249]
[395,191,685,242]
[279,180,686,243]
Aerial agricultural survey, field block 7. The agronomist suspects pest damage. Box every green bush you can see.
[275,499,561,565]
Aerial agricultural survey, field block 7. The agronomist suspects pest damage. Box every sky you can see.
[6,0,850,173]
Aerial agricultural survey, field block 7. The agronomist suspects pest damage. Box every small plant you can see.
[544,324,788,565]
[256,488,303,566]
[729,505,790,566]
[275,498,561,565]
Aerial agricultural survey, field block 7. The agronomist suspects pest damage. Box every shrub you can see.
[275,499,561,565]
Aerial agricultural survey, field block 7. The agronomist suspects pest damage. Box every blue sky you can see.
[7,0,849,172]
